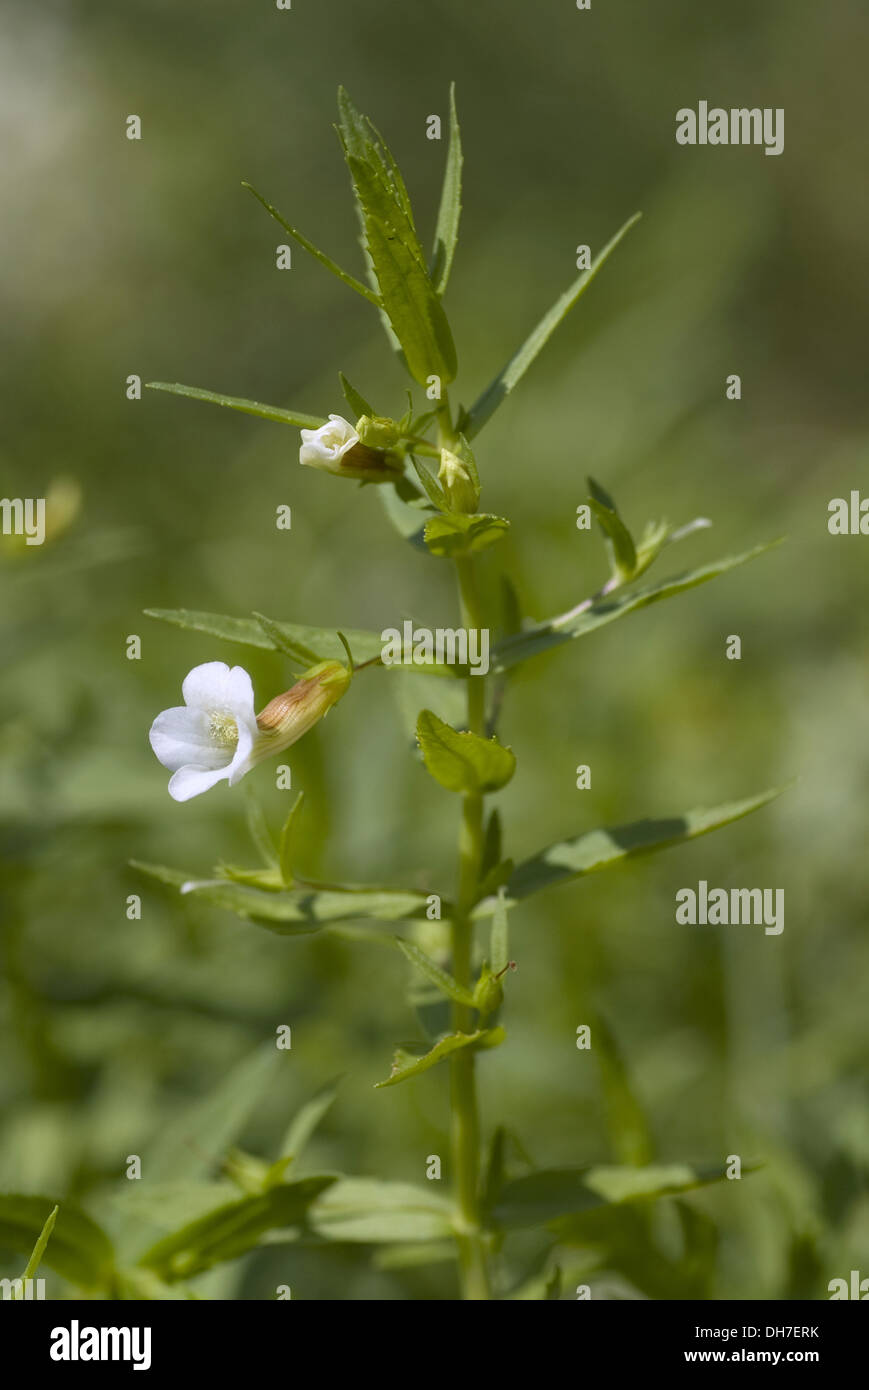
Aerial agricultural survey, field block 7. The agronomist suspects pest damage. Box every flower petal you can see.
[149,706,229,773]
[181,661,253,712]
[167,763,232,802]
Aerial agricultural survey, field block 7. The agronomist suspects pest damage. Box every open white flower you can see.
[150,658,353,802]
[299,413,403,482]
[149,662,261,802]
[299,415,359,471]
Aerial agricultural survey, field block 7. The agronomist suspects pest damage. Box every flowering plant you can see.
[1,88,781,1302]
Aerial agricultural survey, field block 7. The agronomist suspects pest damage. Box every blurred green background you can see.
[1,0,867,1299]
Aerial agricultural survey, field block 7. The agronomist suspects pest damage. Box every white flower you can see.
[149,662,261,802]
[299,415,359,472]
[149,659,353,802]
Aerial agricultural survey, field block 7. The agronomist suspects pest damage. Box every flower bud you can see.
[472,965,504,1018]
[355,414,401,450]
[299,414,404,483]
[256,659,352,752]
[438,448,479,514]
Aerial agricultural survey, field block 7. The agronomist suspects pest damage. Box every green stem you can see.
[450,544,490,1300]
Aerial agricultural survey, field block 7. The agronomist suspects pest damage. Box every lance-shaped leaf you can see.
[18,1205,58,1287]
[460,212,641,439]
[278,791,306,888]
[375,1026,506,1088]
[138,1177,335,1282]
[593,1014,654,1167]
[145,606,456,676]
[411,455,448,511]
[242,181,381,305]
[504,787,783,901]
[146,381,323,429]
[268,1080,341,1186]
[145,606,382,664]
[431,82,462,294]
[0,1195,115,1291]
[587,475,636,581]
[133,862,438,932]
[339,372,375,419]
[424,512,510,559]
[395,937,476,1008]
[492,1162,750,1230]
[337,88,457,385]
[309,1178,454,1243]
[417,710,516,794]
[243,788,278,868]
[139,1043,281,1189]
[492,538,783,673]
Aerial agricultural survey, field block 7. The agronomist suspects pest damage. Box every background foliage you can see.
[1,0,867,1298]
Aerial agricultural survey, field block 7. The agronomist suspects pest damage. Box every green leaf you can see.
[138,1177,335,1282]
[310,1178,453,1243]
[375,1027,505,1088]
[242,181,381,305]
[339,372,375,418]
[337,89,457,385]
[431,82,463,294]
[411,455,448,511]
[278,791,305,888]
[272,1080,341,1179]
[242,787,278,869]
[460,212,641,439]
[417,709,516,794]
[490,886,511,976]
[481,808,503,879]
[587,475,637,580]
[0,1195,114,1291]
[146,381,323,429]
[504,787,783,901]
[140,1043,280,1187]
[593,1014,654,1167]
[133,861,438,932]
[395,937,476,1008]
[493,1162,744,1229]
[492,538,783,673]
[252,612,321,667]
[475,856,513,902]
[482,1126,535,1212]
[19,1204,58,1285]
[633,515,711,580]
[424,512,510,558]
[144,607,385,664]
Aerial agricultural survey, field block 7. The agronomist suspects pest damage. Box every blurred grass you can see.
[1,0,867,1298]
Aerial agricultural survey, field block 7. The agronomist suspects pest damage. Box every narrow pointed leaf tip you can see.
[146,381,324,430]
[461,211,641,438]
[431,82,462,294]
[242,181,381,306]
[336,87,457,386]
[505,786,784,901]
